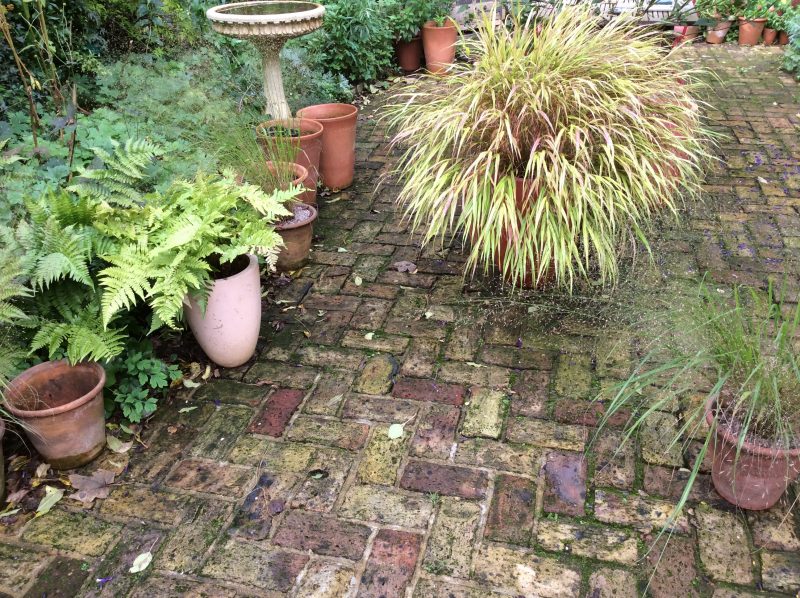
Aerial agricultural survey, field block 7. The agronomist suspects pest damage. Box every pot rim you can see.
[296,103,358,124]
[256,117,323,141]
[704,394,800,459]
[423,18,457,30]
[264,160,309,187]
[738,16,767,21]
[275,203,318,231]
[5,360,106,419]
[212,254,259,285]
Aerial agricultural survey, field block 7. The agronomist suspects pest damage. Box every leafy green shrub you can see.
[384,7,710,290]
[307,0,394,84]
[105,341,181,422]
[785,10,800,77]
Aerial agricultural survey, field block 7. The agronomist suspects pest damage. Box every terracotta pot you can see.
[673,24,701,45]
[0,419,5,502]
[265,161,311,205]
[275,203,318,271]
[296,103,358,191]
[256,118,323,205]
[186,254,262,368]
[778,31,789,45]
[705,396,800,510]
[763,27,778,45]
[705,20,731,43]
[5,361,106,470]
[738,17,766,45]
[396,36,423,72]
[422,19,458,74]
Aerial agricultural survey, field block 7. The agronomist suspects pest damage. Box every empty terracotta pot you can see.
[738,17,766,45]
[395,36,423,72]
[186,254,262,368]
[705,397,800,510]
[422,19,458,74]
[778,30,789,45]
[705,20,732,43]
[275,203,318,271]
[296,103,358,191]
[265,161,311,205]
[763,27,778,45]
[256,118,323,204]
[5,360,106,470]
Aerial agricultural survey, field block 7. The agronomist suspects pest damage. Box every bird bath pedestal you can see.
[206,1,325,119]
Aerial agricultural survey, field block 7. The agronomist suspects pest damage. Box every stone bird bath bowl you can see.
[207,1,325,119]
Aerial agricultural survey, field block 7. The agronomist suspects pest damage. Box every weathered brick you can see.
[592,431,636,490]
[485,474,535,545]
[400,460,488,499]
[537,520,638,564]
[342,330,410,353]
[594,489,688,533]
[424,497,481,578]
[247,388,305,436]
[640,412,684,467]
[295,560,355,598]
[761,551,800,594]
[749,506,800,551]
[643,534,708,598]
[229,472,296,541]
[350,298,392,330]
[298,346,365,370]
[339,485,433,528]
[304,369,352,416]
[392,377,466,405]
[353,354,398,394]
[0,544,54,595]
[586,568,639,598]
[472,543,581,597]
[411,404,460,459]
[357,425,409,485]
[479,345,553,370]
[461,387,506,439]
[438,362,510,387]
[342,394,419,422]
[542,451,587,516]
[23,555,89,598]
[273,510,371,560]
[192,379,269,407]
[401,339,440,377]
[553,398,629,427]
[100,485,190,526]
[165,458,255,496]
[23,511,121,557]
[189,405,254,460]
[454,438,539,475]
[243,360,319,387]
[290,448,353,513]
[202,540,308,591]
[510,369,549,417]
[359,529,422,598]
[553,352,593,397]
[287,416,370,451]
[444,325,481,361]
[505,417,587,451]
[157,500,232,573]
[694,505,754,584]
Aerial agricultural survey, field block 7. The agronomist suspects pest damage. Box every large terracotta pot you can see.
[763,27,778,45]
[705,396,800,510]
[738,17,766,45]
[395,37,423,72]
[778,30,789,45]
[256,118,323,205]
[186,254,262,368]
[705,19,731,43]
[422,19,458,74]
[265,161,311,205]
[673,24,701,45]
[296,104,358,191]
[275,203,318,271]
[5,361,106,470]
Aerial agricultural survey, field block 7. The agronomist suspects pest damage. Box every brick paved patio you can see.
[2,44,800,597]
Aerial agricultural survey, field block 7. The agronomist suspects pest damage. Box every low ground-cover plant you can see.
[785,10,800,77]
[385,6,710,290]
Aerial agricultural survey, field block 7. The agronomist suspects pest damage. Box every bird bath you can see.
[207,1,325,119]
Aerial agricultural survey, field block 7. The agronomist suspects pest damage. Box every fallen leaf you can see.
[35,486,64,517]
[188,362,202,379]
[387,423,404,440]
[8,455,29,471]
[465,362,486,368]
[202,365,212,380]
[35,463,50,478]
[354,275,363,286]
[0,508,20,518]
[166,425,178,435]
[182,379,201,389]
[364,332,375,340]
[6,489,29,504]
[336,247,348,253]
[129,551,152,574]
[178,406,197,413]
[392,261,418,273]
[423,311,433,319]
[68,470,115,505]
[106,436,133,454]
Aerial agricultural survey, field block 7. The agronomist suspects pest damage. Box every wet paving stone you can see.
[188,405,254,461]
[761,550,800,594]
[472,543,581,597]
[537,519,638,564]
[273,509,370,560]
[100,485,191,526]
[157,499,233,573]
[287,415,370,451]
[164,458,256,497]
[461,387,506,439]
[542,450,587,516]
[423,497,480,578]
[410,403,460,460]
[22,555,89,598]
[339,484,433,528]
[0,544,52,595]
[23,511,121,556]
[192,379,270,408]
[359,529,422,598]
[485,474,535,545]
[400,459,488,499]
[201,540,308,591]
[247,388,305,437]
[392,377,467,405]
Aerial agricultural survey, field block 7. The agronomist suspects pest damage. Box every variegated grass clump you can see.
[385,5,713,289]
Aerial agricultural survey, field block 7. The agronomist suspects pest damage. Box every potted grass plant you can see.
[384,6,709,290]
[595,280,800,511]
[739,0,770,44]
[696,0,738,42]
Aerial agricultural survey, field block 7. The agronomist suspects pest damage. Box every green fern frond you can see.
[98,245,153,326]
[31,220,93,289]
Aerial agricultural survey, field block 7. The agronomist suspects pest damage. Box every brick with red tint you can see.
[272,509,370,560]
[392,378,466,406]
[553,399,629,428]
[485,474,536,545]
[410,404,460,460]
[358,529,422,598]
[400,460,487,499]
[248,389,305,437]
[543,451,587,516]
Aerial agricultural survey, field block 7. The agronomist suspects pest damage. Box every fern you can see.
[67,139,159,207]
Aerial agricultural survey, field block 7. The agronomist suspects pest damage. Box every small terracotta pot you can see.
[673,24,701,45]
[705,20,731,43]
[5,361,106,470]
[738,17,766,45]
[256,118,323,205]
[422,19,458,74]
[296,104,358,191]
[778,30,789,45]
[275,203,318,271]
[763,27,778,45]
[265,161,311,205]
[395,36,423,72]
[186,254,262,368]
[705,396,800,510]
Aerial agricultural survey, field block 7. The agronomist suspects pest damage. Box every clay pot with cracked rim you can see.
[5,360,106,470]
[264,161,311,205]
[275,203,318,271]
[422,18,458,74]
[705,19,732,43]
[395,36,423,72]
[186,254,262,368]
[257,118,323,204]
[705,395,800,510]
[296,103,358,191]
[738,17,767,45]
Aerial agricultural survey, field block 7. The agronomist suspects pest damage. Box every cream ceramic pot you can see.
[185,255,262,368]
